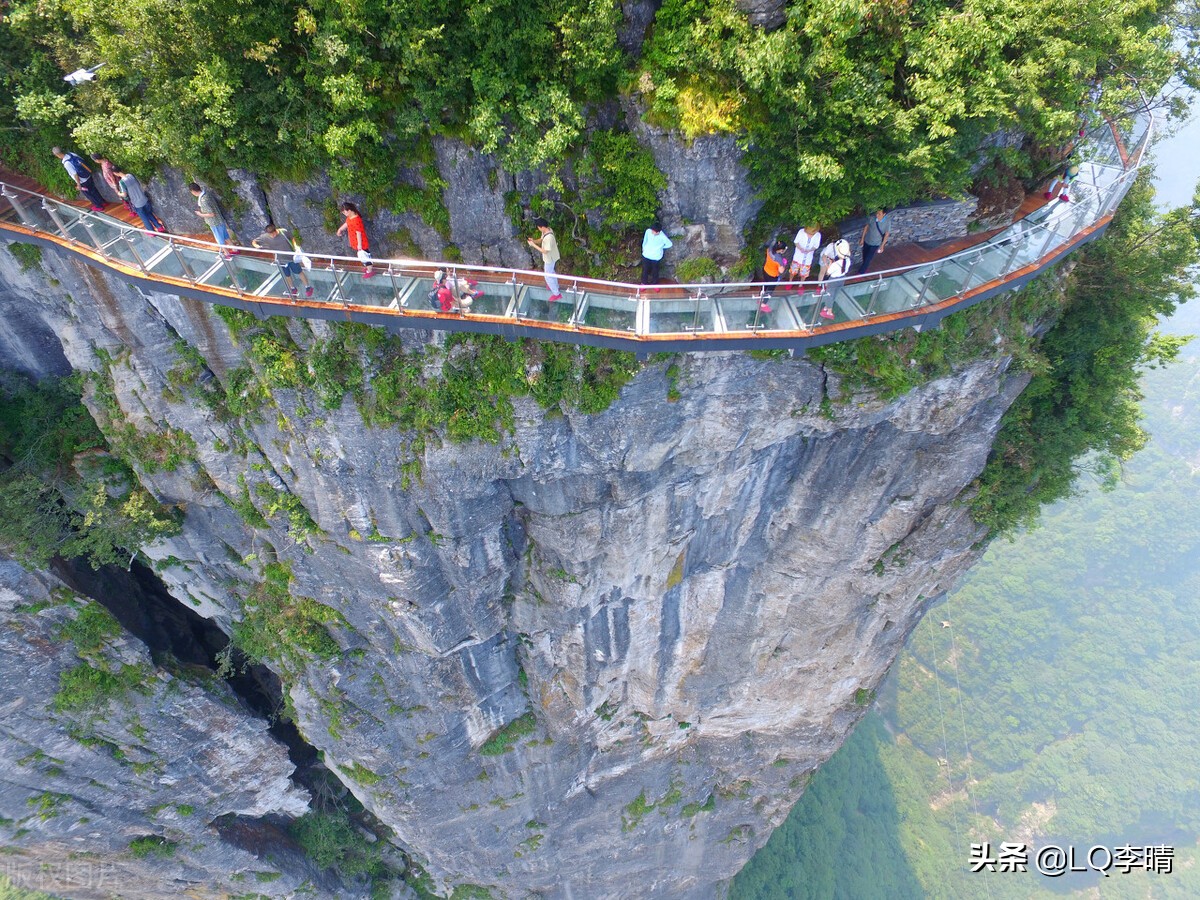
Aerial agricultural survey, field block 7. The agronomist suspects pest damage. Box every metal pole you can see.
[330,260,349,306]
[1037,225,1058,260]
[120,231,149,272]
[863,277,884,317]
[220,252,245,297]
[913,268,936,307]
[385,265,402,310]
[961,249,984,291]
[78,214,109,254]
[1,187,35,229]
[40,200,71,240]
[168,239,196,284]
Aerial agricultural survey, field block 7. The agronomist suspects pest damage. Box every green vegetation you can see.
[479,711,538,756]
[730,717,922,899]
[0,374,180,569]
[733,296,1200,898]
[288,809,387,880]
[55,602,121,656]
[231,562,345,669]
[127,836,177,859]
[6,242,42,272]
[52,662,151,715]
[3,0,1184,259]
[673,256,721,284]
[621,790,654,833]
[339,761,383,786]
[810,173,1199,537]
[971,174,1199,534]
[638,0,1184,231]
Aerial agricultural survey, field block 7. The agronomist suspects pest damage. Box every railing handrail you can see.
[0,113,1152,296]
[0,109,1152,351]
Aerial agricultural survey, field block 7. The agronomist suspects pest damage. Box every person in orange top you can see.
[336,202,375,278]
[763,239,788,297]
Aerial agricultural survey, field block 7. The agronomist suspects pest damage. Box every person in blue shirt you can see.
[640,221,673,285]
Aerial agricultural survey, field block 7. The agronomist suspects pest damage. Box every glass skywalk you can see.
[0,113,1151,353]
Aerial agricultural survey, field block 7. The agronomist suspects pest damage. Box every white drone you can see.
[63,63,105,86]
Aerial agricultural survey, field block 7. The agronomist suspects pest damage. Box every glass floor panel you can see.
[963,245,1013,288]
[81,215,126,247]
[918,259,976,303]
[718,295,803,331]
[101,235,147,268]
[519,285,577,325]
[579,293,638,332]
[147,243,221,281]
[336,268,401,307]
[647,297,716,334]
[200,255,277,294]
[866,273,923,315]
[123,228,170,263]
[464,281,516,317]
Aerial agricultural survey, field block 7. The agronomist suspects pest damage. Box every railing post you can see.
[77,213,109,254]
[329,260,349,306]
[1037,225,1058,261]
[168,239,196,285]
[120,231,148,273]
[568,279,581,327]
[961,249,984,291]
[1,187,35,230]
[688,291,705,333]
[863,277,884,317]
[220,253,245,297]
[385,264,402,310]
[913,268,937,307]
[510,271,520,319]
[1002,241,1023,275]
[40,200,71,240]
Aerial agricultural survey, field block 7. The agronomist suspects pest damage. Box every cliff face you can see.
[0,240,1028,896]
[0,560,329,899]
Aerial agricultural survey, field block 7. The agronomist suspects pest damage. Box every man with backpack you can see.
[52,147,106,211]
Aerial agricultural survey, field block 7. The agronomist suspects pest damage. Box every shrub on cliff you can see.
[970,173,1199,535]
[0,374,180,568]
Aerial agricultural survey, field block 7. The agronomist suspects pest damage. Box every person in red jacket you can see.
[336,202,375,278]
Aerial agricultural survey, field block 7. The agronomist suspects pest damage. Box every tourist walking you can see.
[252,223,313,298]
[1046,160,1081,203]
[337,202,375,278]
[52,148,105,211]
[640,221,673,285]
[788,224,822,293]
[858,209,890,274]
[113,169,165,233]
[189,183,238,258]
[817,238,852,321]
[763,239,788,296]
[94,157,134,215]
[526,218,562,301]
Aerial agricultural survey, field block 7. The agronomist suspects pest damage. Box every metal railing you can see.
[0,112,1151,352]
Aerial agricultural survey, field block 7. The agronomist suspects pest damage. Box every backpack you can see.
[63,152,91,179]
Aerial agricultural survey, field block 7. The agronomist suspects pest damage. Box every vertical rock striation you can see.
[0,241,1028,896]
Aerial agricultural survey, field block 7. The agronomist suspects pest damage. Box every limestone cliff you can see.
[0,238,1028,897]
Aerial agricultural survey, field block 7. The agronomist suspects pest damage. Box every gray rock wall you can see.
[0,560,342,899]
[0,238,1029,897]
